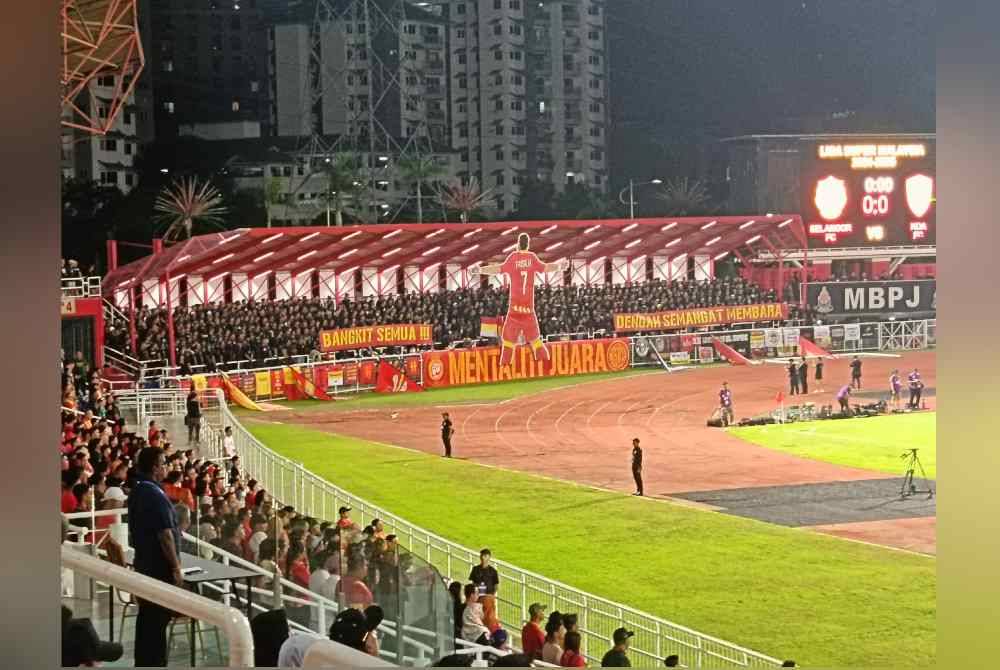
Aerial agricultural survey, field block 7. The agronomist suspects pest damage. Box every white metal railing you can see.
[303,639,398,668]
[61,275,102,298]
[61,545,254,667]
[104,346,142,381]
[184,388,781,668]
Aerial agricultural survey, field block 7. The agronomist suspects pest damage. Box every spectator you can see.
[275,633,318,668]
[460,582,490,645]
[560,630,587,668]
[469,548,500,631]
[174,503,198,555]
[563,613,579,634]
[521,603,547,660]
[541,610,566,665]
[664,655,680,667]
[127,447,182,667]
[449,581,465,640]
[221,426,237,459]
[185,390,201,444]
[162,470,196,511]
[62,613,124,667]
[337,555,374,608]
[600,628,633,667]
[494,653,535,668]
[336,506,354,529]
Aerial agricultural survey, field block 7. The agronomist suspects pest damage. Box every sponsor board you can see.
[422,338,631,388]
[806,280,935,317]
[669,351,691,364]
[614,303,789,332]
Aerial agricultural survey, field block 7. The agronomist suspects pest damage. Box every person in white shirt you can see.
[309,554,341,631]
[222,426,237,458]
[276,633,319,668]
[461,583,491,645]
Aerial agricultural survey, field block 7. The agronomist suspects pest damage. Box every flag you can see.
[287,366,333,401]
[798,335,835,359]
[219,373,263,411]
[480,316,504,338]
[775,390,785,404]
[711,337,751,366]
[375,360,425,393]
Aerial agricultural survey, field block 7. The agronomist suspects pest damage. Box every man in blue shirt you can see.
[128,447,183,666]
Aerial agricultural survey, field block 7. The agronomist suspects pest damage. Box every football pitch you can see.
[246,382,936,667]
[729,412,937,479]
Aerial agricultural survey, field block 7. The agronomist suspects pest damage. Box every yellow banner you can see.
[220,374,263,411]
[255,371,272,397]
[190,374,208,393]
[614,303,789,332]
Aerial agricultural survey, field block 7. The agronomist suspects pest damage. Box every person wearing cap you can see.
[62,614,124,667]
[337,506,354,529]
[521,603,547,660]
[469,548,500,630]
[601,628,634,667]
[631,439,644,497]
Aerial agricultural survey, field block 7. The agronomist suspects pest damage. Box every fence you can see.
[148,387,780,669]
[61,545,255,667]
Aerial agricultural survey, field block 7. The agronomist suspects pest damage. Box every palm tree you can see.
[319,153,363,226]
[653,177,718,216]
[153,176,227,244]
[397,154,446,223]
[438,176,494,223]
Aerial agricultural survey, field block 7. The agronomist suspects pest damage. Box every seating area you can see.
[106,276,806,371]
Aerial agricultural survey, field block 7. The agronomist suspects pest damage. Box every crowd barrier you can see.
[124,388,781,668]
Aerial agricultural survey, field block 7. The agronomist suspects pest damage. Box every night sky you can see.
[608,0,935,183]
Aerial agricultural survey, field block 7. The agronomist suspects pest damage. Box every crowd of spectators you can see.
[107,276,812,371]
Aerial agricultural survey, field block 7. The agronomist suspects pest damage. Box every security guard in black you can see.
[441,412,454,458]
[631,439,643,496]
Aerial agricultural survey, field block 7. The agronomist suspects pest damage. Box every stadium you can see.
[58,2,936,669]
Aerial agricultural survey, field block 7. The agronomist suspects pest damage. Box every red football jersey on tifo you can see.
[500,251,546,314]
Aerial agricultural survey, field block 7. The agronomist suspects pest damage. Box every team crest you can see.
[814,285,835,314]
[814,176,848,221]
[905,174,934,218]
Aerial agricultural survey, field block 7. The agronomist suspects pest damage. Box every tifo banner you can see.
[613,303,788,332]
[375,360,424,393]
[318,323,434,352]
[805,279,935,317]
[422,338,631,388]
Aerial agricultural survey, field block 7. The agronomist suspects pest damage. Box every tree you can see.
[153,176,228,244]
[318,153,363,226]
[653,177,719,216]
[507,177,557,220]
[437,177,494,223]
[61,178,125,270]
[397,155,446,223]
[263,177,286,227]
[555,182,614,219]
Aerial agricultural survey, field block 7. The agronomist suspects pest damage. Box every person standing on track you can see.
[889,369,903,410]
[798,358,809,395]
[475,233,569,367]
[850,355,863,389]
[631,438,644,497]
[908,368,924,409]
[441,412,454,458]
[719,382,734,426]
[814,357,825,393]
[787,360,800,396]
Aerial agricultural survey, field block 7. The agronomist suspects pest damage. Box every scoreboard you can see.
[800,139,936,247]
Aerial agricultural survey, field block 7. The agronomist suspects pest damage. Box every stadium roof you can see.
[102,215,806,292]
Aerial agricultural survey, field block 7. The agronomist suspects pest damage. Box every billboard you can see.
[801,138,935,247]
[422,338,631,388]
[805,279,936,317]
[614,303,788,332]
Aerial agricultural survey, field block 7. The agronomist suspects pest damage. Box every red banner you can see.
[375,360,425,393]
[614,303,789,332]
[318,324,434,352]
[288,366,333,401]
[422,338,631,389]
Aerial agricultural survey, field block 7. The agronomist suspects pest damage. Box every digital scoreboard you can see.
[800,139,936,247]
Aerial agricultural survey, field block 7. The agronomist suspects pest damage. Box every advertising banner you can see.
[698,346,715,363]
[764,329,783,348]
[422,338,631,389]
[328,367,344,387]
[669,351,691,364]
[812,325,832,349]
[805,280,935,317]
[782,327,801,346]
[844,324,862,341]
[254,371,272,398]
[375,360,425,393]
[613,303,789,332]
[318,323,434,352]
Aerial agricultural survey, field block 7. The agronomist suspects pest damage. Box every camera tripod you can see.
[900,448,934,499]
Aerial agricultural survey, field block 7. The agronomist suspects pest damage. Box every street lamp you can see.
[618,178,663,219]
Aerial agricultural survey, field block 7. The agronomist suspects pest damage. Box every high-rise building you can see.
[448,0,609,213]
[145,0,272,136]
[269,1,609,217]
